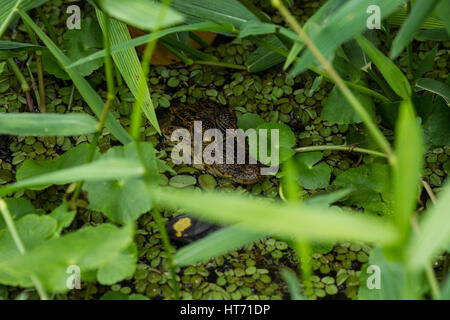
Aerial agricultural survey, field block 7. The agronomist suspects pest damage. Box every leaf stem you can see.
[294,145,388,158]
[22,18,46,112]
[0,198,49,300]
[7,58,34,112]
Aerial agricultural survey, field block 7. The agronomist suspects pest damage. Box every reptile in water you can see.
[159,100,264,185]
[159,100,264,243]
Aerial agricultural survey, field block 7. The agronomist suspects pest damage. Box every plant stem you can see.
[295,241,313,299]
[194,60,247,70]
[421,180,437,205]
[272,0,395,165]
[128,0,181,299]
[0,199,49,300]
[22,18,46,112]
[7,58,34,112]
[294,145,388,158]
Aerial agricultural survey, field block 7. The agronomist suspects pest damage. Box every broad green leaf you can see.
[0,198,34,230]
[96,11,161,133]
[16,143,94,190]
[390,0,440,59]
[0,214,56,287]
[255,122,296,165]
[97,244,137,285]
[83,143,156,224]
[436,0,450,36]
[49,201,76,236]
[414,46,438,80]
[333,163,392,215]
[392,100,423,241]
[321,86,375,124]
[0,158,144,197]
[292,0,405,76]
[0,113,98,137]
[355,35,411,100]
[414,95,450,147]
[153,187,400,245]
[237,113,264,131]
[357,247,424,300]
[43,17,104,80]
[97,0,184,31]
[295,152,331,190]
[18,9,132,144]
[407,182,450,271]
[67,22,235,68]
[0,0,47,38]
[415,78,450,106]
[0,223,134,292]
[0,40,43,51]
[174,224,265,266]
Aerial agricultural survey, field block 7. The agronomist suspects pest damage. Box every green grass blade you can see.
[355,34,411,100]
[291,0,405,76]
[415,78,450,106]
[393,100,424,243]
[281,269,305,300]
[388,6,446,30]
[0,0,47,38]
[18,9,132,144]
[96,11,161,133]
[97,0,184,31]
[390,0,440,59]
[174,224,265,266]
[407,182,450,271]
[0,113,98,136]
[0,40,44,51]
[67,22,235,69]
[436,0,450,36]
[171,0,258,30]
[0,158,144,198]
[153,187,399,245]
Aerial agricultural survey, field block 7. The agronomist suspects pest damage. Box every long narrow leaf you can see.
[415,78,450,106]
[18,9,132,144]
[153,187,399,245]
[390,0,440,59]
[0,113,98,136]
[96,10,161,133]
[356,35,411,100]
[0,158,144,197]
[174,224,265,266]
[407,182,450,270]
[393,100,424,242]
[0,0,47,37]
